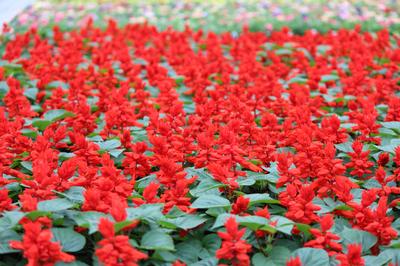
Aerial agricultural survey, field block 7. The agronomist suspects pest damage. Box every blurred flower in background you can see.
[9,0,400,33]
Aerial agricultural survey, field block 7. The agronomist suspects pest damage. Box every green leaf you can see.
[47,81,69,89]
[51,228,86,252]
[212,213,232,229]
[212,214,276,232]
[238,216,274,231]
[377,249,400,265]
[126,204,164,224]
[246,162,279,183]
[381,122,400,130]
[313,197,339,214]
[339,227,377,253]
[114,220,136,233]
[109,148,124,158]
[32,119,52,131]
[268,246,292,265]
[191,257,218,266]
[363,255,391,266]
[321,74,339,83]
[376,139,400,154]
[335,142,353,153]
[20,161,32,172]
[237,176,256,186]
[0,230,21,254]
[25,210,52,220]
[63,186,85,203]
[38,198,74,212]
[252,246,292,266]
[136,174,157,189]
[71,211,108,234]
[24,87,38,101]
[244,193,280,205]
[97,139,121,151]
[21,129,38,138]
[288,76,307,85]
[200,234,221,259]
[152,250,177,262]
[161,215,207,230]
[44,109,74,121]
[271,215,294,235]
[295,223,312,237]
[0,211,25,233]
[190,178,222,197]
[191,195,230,209]
[176,239,203,263]
[252,253,273,266]
[275,48,292,55]
[291,248,329,266]
[141,230,175,251]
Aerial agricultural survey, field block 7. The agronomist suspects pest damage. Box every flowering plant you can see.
[0,21,400,265]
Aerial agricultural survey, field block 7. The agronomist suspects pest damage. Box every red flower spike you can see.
[345,141,374,179]
[286,256,302,266]
[10,222,75,265]
[216,217,252,266]
[231,196,250,215]
[335,243,364,266]
[96,218,148,266]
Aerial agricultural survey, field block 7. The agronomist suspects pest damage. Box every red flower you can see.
[216,217,252,266]
[96,218,148,266]
[172,260,186,266]
[231,196,250,215]
[208,162,239,190]
[10,222,75,266]
[279,185,321,224]
[19,193,38,212]
[3,77,37,118]
[304,214,342,254]
[0,189,15,211]
[286,256,302,266]
[345,141,373,179]
[335,243,364,266]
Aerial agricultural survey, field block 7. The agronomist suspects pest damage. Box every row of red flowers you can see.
[0,21,400,265]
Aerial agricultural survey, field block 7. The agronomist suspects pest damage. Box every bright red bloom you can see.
[10,222,75,266]
[335,244,364,266]
[286,256,302,266]
[208,162,239,190]
[96,218,148,266]
[345,141,373,178]
[172,260,186,266]
[304,214,342,254]
[3,77,37,118]
[0,189,15,211]
[231,196,250,215]
[216,217,252,266]
[279,184,321,224]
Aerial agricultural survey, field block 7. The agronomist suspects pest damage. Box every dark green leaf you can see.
[51,228,86,252]
[191,195,230,209]
[0,230,21,254]
[291,248,329,266]
[38,198,74,212]
[339,227,377,253]
[141,230,175,251]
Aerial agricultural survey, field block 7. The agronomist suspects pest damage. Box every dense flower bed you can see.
[0,22,400,265]
[11,0,400,34]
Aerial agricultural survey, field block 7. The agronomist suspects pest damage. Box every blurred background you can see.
[3,0,400,34]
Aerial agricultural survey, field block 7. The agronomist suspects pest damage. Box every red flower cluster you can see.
[96,218,147,266]
[216,217,252,266]
[10,220,74,265]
